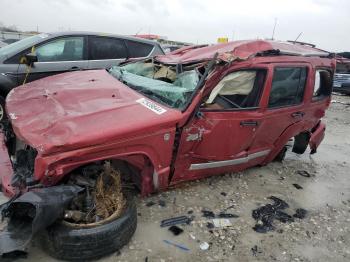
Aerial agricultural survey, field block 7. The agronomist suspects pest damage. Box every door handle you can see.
[69,66,81,71]
[291,112,305,118]
[240,120,259,127]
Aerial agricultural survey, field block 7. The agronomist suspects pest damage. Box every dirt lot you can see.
[1,94,350,262]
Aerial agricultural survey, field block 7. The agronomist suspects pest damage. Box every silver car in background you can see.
[0,31,164,121]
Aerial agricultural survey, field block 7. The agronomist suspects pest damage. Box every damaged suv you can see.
[0,40,334,260]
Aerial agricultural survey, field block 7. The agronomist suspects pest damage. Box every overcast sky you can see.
[1,0,349,51]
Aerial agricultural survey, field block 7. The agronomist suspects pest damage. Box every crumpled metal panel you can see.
[0,185,82,256]
[6,70,181,155]
[156,40,330,64]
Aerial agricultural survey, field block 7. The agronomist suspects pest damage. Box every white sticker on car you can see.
[136,98,167,115]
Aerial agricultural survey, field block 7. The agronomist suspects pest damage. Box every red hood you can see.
[6,70,182,155]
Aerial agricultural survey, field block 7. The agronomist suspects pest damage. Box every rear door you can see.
[87,36,127,69]
[17,36,88,84]
[248,63,310,159]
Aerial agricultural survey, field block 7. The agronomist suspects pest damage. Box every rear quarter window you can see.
[312,69,332,101]
[125,40,153,58]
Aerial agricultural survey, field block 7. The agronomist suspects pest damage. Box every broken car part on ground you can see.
[0,40,335,259]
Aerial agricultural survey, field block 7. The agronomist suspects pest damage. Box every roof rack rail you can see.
[287,40,316,48]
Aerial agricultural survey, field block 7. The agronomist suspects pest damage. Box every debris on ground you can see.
[206,222,215,229]
[160,216,192,227]
[163,240,190,252]
[199,242,210,251]
[251,245,262,256]
[212,218,232,228]
[146,201,156,207]
[293,183,303,190]
[252,196,294,233]
[158,199,166,207]
[296,170,311,177]
[218,213,239,218]
[202,210,215,218]
[293,208,308,219]
[168,225,184,236]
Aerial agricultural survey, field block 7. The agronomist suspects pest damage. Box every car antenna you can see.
[294,32,303,43]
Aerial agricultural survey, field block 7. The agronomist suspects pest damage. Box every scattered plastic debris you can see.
[293,183,303,190]
[146,201,156,207]
[158,199,166,207]
[293,208,307,219]
[251,245,262,256]
[218,213,239,218]
[202,210,215,218]
[252,196,293,233]
[160,216,192,227]
[163,240,190,252]
[252,196,307,233]
[168,225,184,236]
[212,218,232,228]
[199,242,210,251]
[206,222,214,229]
[296,170,311,178]
[189,233,196,240]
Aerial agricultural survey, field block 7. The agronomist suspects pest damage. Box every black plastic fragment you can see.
[146,201,156,207]
[218,213,239,218]
[0,186,83,256]
[206,222,214,229]
[160,216,192,227]
[293,183,303,190]
[293,208,307,219]
[220,192,227,196]
[168,225,184,236]
[201,210,215,218]
[252,196,293,233]
[158,200,166,207]
[296,170,311,177]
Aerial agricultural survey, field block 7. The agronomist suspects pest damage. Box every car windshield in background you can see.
[0,33,48,58]
[109,61,199,109]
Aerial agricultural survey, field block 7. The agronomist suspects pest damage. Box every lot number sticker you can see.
[136,98,167,115]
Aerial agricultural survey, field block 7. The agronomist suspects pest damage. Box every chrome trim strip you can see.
[189,149,271,170]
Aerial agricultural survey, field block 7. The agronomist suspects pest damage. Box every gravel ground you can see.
[1,94,350,262]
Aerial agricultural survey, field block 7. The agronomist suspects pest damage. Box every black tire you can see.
[0,96,7,123]
[40,194,137,261]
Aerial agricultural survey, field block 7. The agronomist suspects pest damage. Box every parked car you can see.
[0,40,7,48]
[0,40,335,260]
[333,57,350,94]
[1,38,19,45]
[161,44,183,53]
[0,31,164,122]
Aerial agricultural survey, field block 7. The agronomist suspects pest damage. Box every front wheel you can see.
[0,96,7,123]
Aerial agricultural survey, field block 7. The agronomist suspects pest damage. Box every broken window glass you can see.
[109,62,199,109]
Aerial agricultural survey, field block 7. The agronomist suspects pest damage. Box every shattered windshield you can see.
[109,61,199,109]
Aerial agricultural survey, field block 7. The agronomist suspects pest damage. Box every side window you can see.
[204,70,266,110]
[125,40,153,58]
[89,37,127,60]
[36,37,84,62]
[313,70,332,100]
[268,67,307,108]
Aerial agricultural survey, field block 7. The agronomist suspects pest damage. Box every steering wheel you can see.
[217,94,242,109]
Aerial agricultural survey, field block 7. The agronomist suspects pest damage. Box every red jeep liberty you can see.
[0,40,335,260]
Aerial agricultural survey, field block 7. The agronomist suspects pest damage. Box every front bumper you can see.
[0,130,16,197]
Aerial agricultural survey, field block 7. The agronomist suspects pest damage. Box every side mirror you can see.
[21,53,38,66]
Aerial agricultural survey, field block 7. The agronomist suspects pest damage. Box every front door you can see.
[171,69,269,184]
[16,36,88,85]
